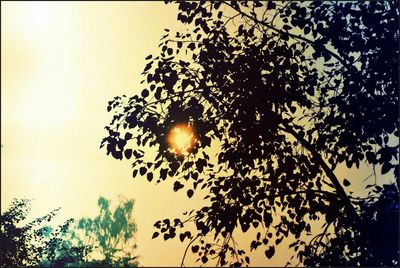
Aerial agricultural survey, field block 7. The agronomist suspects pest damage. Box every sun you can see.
[167,124,196,156]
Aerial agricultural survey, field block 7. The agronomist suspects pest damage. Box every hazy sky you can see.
[1,1,394,267]
[1,2,200,266]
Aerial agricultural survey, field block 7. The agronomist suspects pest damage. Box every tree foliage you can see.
[77,196,139,267]
[1,197,139,267]
[102,1,399,266]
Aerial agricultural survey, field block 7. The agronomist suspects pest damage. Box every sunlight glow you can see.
[3,2,78,130]
[167,124,196,156]
[18,2,57,32]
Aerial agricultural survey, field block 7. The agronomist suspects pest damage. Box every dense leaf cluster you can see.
[102,1,399,266]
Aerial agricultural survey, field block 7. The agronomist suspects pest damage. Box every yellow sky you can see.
[1,2,200,266]
[1,1,394,267]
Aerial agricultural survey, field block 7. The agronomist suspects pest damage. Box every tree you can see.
[77,196,139,267]
[101,1,399,266]
[38,219,93,267]
[0,197,138,267]
[0,199,91,268]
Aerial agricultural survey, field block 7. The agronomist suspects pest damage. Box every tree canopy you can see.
[102,1,399,266]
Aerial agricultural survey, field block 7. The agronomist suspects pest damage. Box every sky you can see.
[1,1,395,267]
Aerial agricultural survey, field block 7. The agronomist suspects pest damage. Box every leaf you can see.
[160,168,168,180]
[265,246,275,259]
[245,256,250,264]
[283,24,292,31]
[381,162,392,175]
[188,43,196,50]
[201,256,208,264]
[179,233,186,242]
[346,160,353,169]
[124,149,132,159]
[125,132,133,140]
[343,178,351,187]
[192,245,199,253]
[263,210,273,227]
[152,232,159,239]
[267,1,276,10]
[143,62,152,72]
[132,169,138,178]
[187,189,194,198]
[147,172,153,182]
[177,41,182,49]
[139,166,147,176]
[173,181,184,192]
[141,89,149,98]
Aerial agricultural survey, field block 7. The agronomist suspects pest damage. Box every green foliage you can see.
[102,1,399,266]
[77,196,138,267]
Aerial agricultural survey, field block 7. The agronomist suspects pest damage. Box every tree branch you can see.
[279,122,361,223]
[180,234,200,267]
[223,1,353,70]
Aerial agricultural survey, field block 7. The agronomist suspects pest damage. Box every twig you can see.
[180,234,201,267]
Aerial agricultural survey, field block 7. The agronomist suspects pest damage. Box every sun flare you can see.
[167,124,196,156]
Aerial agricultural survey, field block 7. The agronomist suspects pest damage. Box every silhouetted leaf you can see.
[192,245,199,253]
[381,162,392,175]
[147,172,153,182]
[139,166,147,176]
[187,189,194,198]
[124,149,132,159]
[141,89,149,98]
[173,181,184,192]
[201,256,208,264]
[265,246,275,259]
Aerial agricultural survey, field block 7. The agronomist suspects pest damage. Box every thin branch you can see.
[223,1,354,71]
[180,234,201,267]
[278,122,362,224]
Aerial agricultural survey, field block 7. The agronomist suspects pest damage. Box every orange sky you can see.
[1,2,394,267]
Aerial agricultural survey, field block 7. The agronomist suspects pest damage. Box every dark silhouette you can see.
[0,199,90,267]
[101,1,399,266]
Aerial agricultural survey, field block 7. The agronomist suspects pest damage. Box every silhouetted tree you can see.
[0,199,91,268]
[102,1,399,266]
[77,196,139,267]
[38,219,93,267]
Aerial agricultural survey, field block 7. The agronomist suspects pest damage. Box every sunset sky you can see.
[1,2,393,266]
